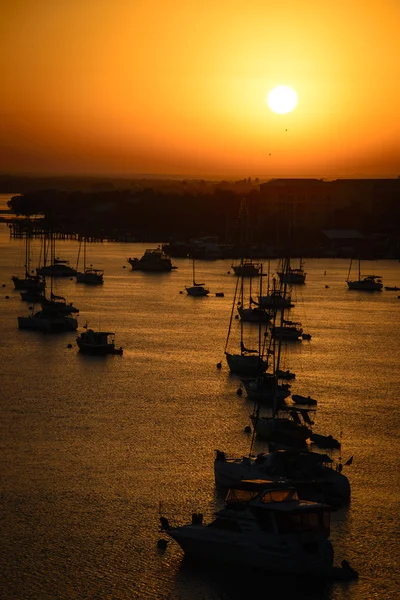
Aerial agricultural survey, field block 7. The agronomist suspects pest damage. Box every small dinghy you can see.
[292,394,317,406]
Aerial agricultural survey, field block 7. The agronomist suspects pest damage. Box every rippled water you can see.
[1,217,399,599]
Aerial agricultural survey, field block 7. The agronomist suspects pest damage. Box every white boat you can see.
[160,479,336,575]
[76,238,104,284]
[185,259,209,296]
[76,327,123,355]
[128,247,176,272]
[346,259,383,290]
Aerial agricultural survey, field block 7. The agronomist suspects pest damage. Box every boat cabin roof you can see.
[226,481,299,507]
[84,329,115,336]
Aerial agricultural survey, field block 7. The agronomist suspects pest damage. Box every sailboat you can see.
[237,265,271,323]
[247,258,311,441]
[257,261,294,309]
[231,258,261,277]
[185,259,209,296]
[11,228,45,292]
[346,259,383,290]
[18,232,78,332]
[36,234,76,277]
[240,294,292,405]
[18,284,79,332]
[224,274,268,376]
[277,257,306,284]
[76,237,104,284]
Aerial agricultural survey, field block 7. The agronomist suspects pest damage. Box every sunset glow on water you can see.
[0,217,399,599]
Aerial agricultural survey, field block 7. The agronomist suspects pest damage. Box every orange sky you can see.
[1,0,399,179]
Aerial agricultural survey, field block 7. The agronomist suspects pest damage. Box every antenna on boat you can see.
[336,427,343,472]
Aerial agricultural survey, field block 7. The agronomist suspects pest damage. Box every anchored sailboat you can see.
[185,259,209,296]
[76,237,104,284]
[224,270,268,376]
[346,258,383,290]
[12,227,45,292]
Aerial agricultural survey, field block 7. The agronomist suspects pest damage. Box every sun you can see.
[267,86,298,114]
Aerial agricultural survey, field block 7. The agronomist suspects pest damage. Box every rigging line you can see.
[224,275,240,352]
[249,400,260,457]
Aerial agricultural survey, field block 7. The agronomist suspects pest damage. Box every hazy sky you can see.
[1,0,399,179]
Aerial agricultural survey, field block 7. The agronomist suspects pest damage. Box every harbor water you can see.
[0,206,399,598]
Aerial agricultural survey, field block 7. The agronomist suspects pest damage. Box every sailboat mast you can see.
[25,231,30,276]
[224,276,240,352]
[346,259,353,282]
[76,239,82,271]
[272,258,289,418]
[240,272,244,355]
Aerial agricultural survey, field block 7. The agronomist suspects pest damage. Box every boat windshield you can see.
[275,508,330,534]
[261,489,299,503]
[225,489,260,505]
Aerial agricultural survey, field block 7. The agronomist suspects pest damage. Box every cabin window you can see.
[208,519,242,532]
[261,489,298,503]
[226,489,259,504]
[275,509,330,534]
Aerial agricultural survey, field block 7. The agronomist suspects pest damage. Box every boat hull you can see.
[347,280,383,290]
[225,352,268,376]
[242,376,291,404]
[167,526,334,575]
[251,415,311,445]
[18,313,78,333]
[77,342,121,355]
[186,285,209,296]
[37,265,77,277]
[76,271,104,284]
[12,276,45,291]
[214,453,350,506]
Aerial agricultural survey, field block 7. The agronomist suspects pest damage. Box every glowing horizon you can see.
[1,1,399,180]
